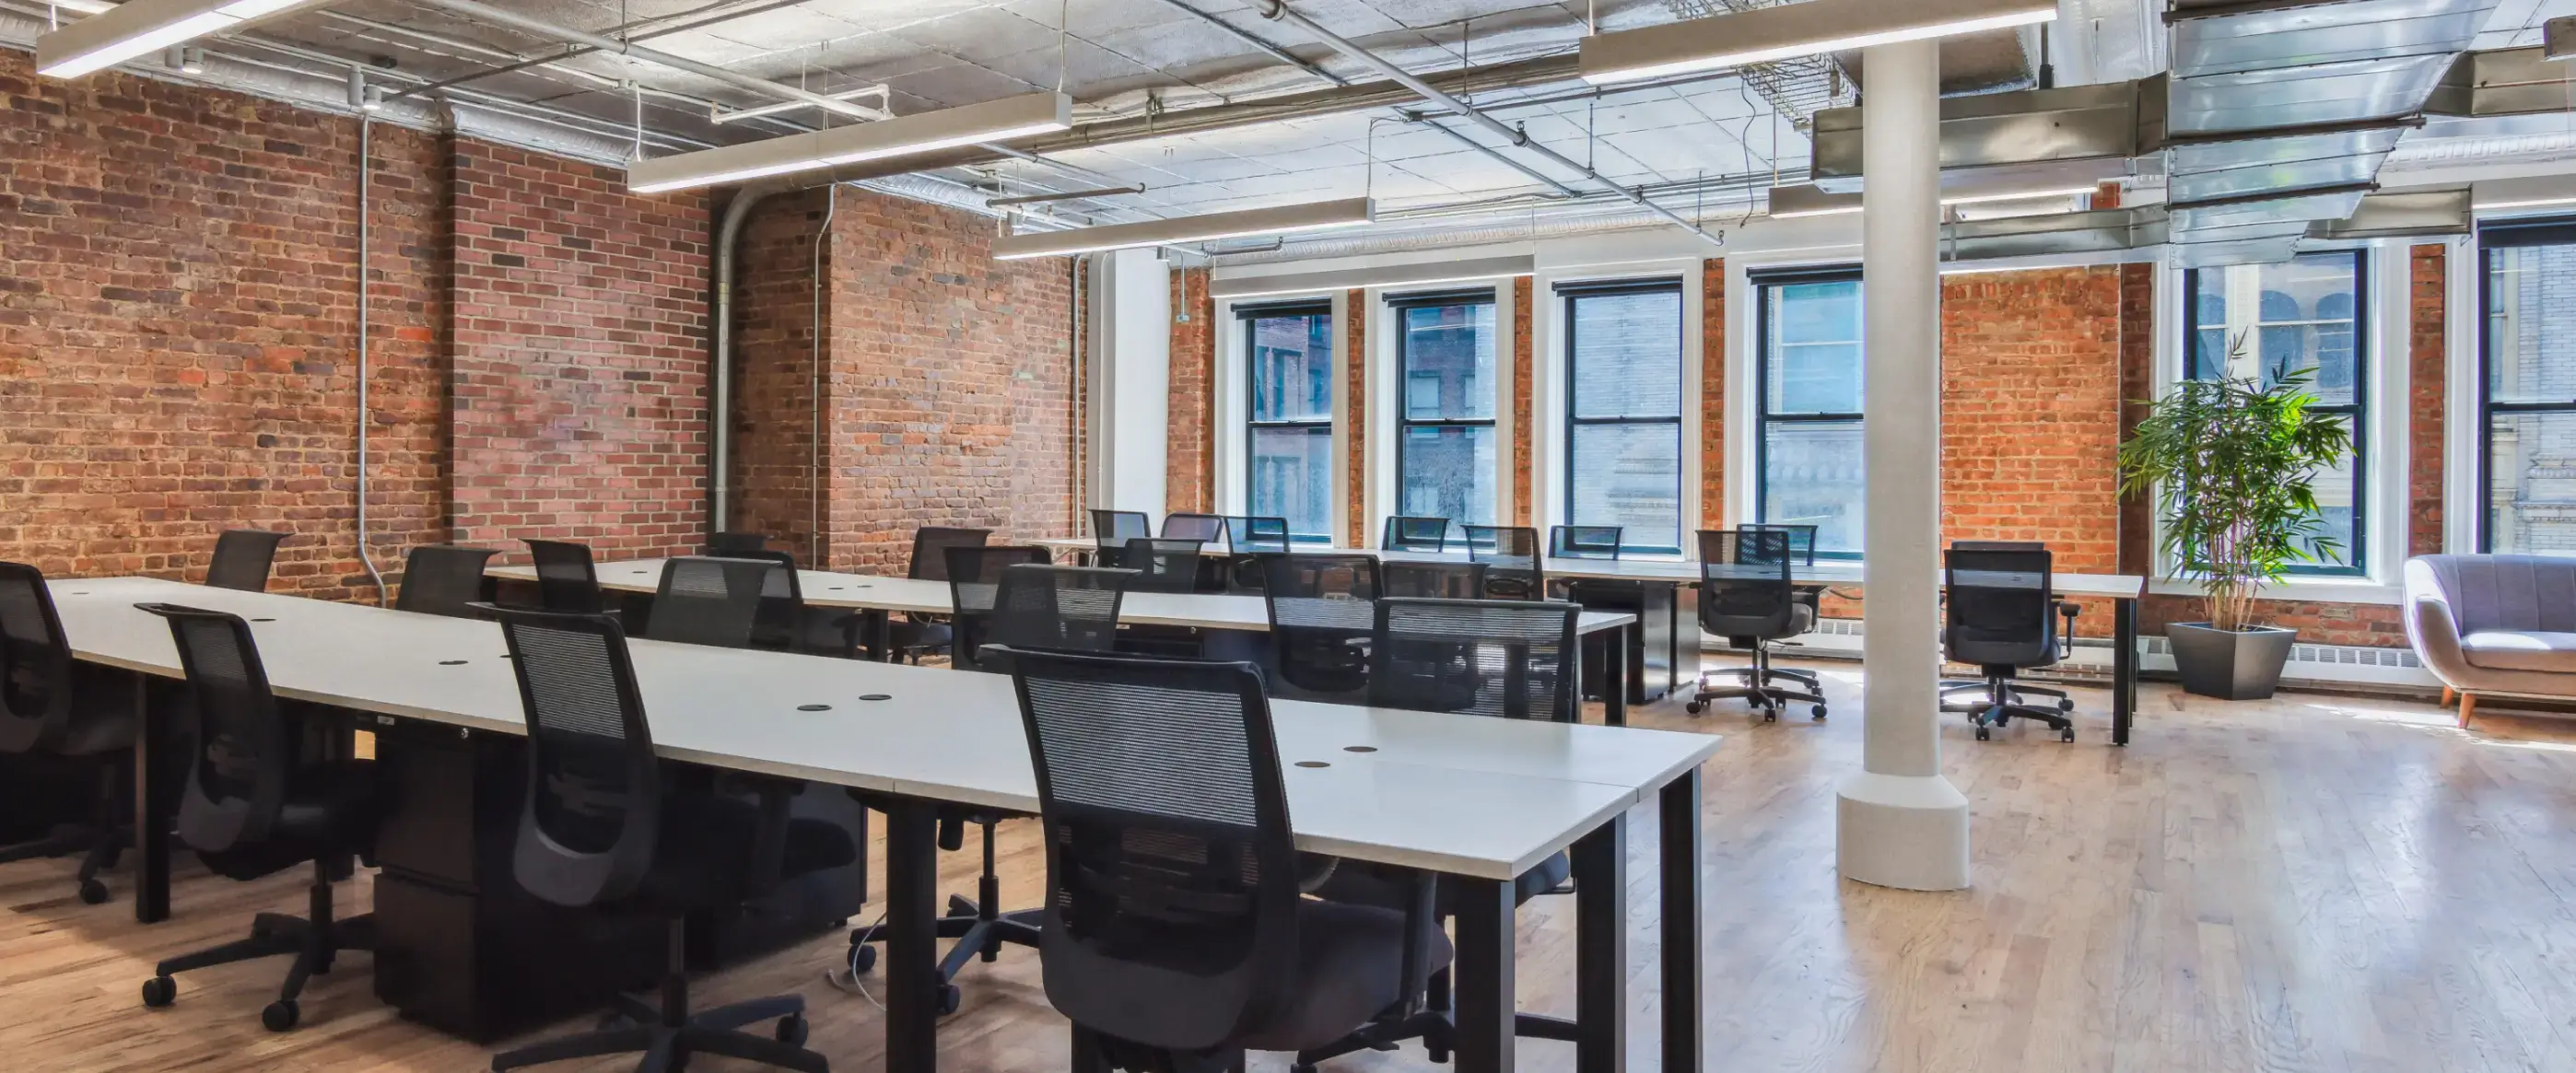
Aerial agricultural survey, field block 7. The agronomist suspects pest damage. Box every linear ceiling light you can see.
[991,198,1376,261]
[627,92,1072,194]
[1765,182,2097,217]
[1580,0,2059,86]
[38,0,334,79]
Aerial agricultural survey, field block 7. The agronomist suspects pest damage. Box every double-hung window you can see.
[2480,219,2576,554]
[1561,278,1684,555]
[1391,289,1499,531]
[1752,267,1866,557]
[2183,251,2368,575]
[1239,298,1335,542]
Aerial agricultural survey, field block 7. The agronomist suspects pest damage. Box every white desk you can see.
[50,577,1714,1073]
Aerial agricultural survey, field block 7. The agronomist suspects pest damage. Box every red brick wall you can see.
[1511,277,1534,527]
[2409,242,2446,557]
[2116,262,2156,577]
[1938,267,2125,568]
[1167,267,1214,515]
[0,52,448,601]
[1701,259,1727,529]
[1344,287,1366,546]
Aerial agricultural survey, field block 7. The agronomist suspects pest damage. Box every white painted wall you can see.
[1086,248,1170,519]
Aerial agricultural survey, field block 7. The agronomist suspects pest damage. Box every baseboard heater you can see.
[1706,619,2441,694]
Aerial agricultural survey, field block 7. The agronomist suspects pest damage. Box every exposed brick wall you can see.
[2410,242,2446,557]
[730,189,829,563]
[1167,267,1214,515]
[0,52,448,601]
[1939,267,2125,568]
[2116,262,2156,577]
[1344,287,1366,547]
[1511,276,1534,527]
[814,191,1075,574]
[447,141,710,563]
[2138,593,2407,647]
[1701,259,1726,529]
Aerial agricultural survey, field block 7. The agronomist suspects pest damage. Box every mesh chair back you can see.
[1092,510,1151,546]
[135,604,288,854]
[1380,559,1488,600]
[1383,516,1449,553]
[1370,597,1582,721]
[1946,545,2055,667]
[495,608,660,909]
[645,556,773,648]
[947,545,1054,669]
[727,550,806,651]
[1002,648,1298,1051]
[1260,554,1378,694]
[1696,530,1798,637]
[1951,540,2046,552]
[524,539,607,614]
[1161,512,1225,542]
[1462,525,1543,600]
[907,527,992,582]
[979,565,1132,671]
[1551,525,1623,560]
[708,531,768,555]
[395,544,498,618]
[1736,523,1819,566]
[1123,538,1203,593]
[205,530,287,592]
[1226,516,1291,554]
[0,562,73,753]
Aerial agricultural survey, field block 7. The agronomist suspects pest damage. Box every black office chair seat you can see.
[1315,850,1568,912]
[632,797,856,911]
[1236,901,1454,1053]
[192,766,381,881]
[44,687,135,757]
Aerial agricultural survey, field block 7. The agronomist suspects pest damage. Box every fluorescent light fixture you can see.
[1580,0,2059,86]
[2471,176,2576,212]
[2473,194,2576,210]
[992,198,1377,262]
[1766,181,2098,218]
[1942,184,2099,205]
[39,0,335,79]
[1211,255,1535,299]
[628,92,1071,194]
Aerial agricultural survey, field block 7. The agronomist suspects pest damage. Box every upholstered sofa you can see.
[2403,554,2576,725]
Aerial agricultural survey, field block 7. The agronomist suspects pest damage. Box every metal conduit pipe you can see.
[1255,0,1725,248]
[356,116,387,606]
[1149,0,1351,87]
[709,185,779,536]
[409,0,884,122]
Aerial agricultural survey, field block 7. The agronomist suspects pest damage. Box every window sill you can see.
[2144,577,2402,606]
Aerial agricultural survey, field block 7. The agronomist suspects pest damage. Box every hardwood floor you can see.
[6,669,2573,1072]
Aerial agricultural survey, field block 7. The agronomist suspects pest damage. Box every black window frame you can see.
[1389,286,1502,536]
[1237,297,1337,544]
[2476,217,2576,553]
[1751,264,1867,562]
[2181,249,2371,578]
[1559,276,1686,557]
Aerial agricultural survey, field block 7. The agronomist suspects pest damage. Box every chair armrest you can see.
[2402,560,2474,687]
[2056,601,2080,658]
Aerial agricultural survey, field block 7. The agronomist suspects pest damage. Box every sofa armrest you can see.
[2403,558,2474,688]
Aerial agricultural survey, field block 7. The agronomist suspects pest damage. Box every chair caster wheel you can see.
[2061,729,2078,742]
[1684,700,1704,714]
[78,878,109,904]
[775,1013,810,1046]
[141,976,176,1008]
[849,942,877,975]
[1975,726,1991,741]
[2059,699,2075,712]
[828,917,847,929]
[1811,706,1827,720]
[935,983,962,1017]
[261,999,299,1032]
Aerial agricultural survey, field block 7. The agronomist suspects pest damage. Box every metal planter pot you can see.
[2166,622,2297,700]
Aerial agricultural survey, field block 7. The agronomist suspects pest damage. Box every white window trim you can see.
[1364,284,1516,548]
[1722,247,1862,559]
[1212,290,1348,543]
[2442,234,2481,554]
[1534,257,1704,560]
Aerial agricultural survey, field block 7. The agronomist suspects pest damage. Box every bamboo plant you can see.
[2116,332,2350,633]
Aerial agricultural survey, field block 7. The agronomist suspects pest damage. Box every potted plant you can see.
[2117,332,2350,700]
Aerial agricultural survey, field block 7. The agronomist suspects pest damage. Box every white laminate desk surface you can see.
[490,559,1639,635]
[50,577,1715,880]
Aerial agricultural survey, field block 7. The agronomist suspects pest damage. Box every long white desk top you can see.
[490,558,1638,635]
[50,577,1716,881]
[1032,538,2148,598]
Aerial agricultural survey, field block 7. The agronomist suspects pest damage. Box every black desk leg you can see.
[1603,627,1629,727]
[132,675,170,924]
[884,798,941,1073]
[2113,597,2137,746]
[1572,813,1628,1073]
[872,610,896,664]
[1452,877,1517,1073]
[1659,769,1703,1073]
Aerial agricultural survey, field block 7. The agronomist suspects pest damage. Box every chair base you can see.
[493,918,825,1073]
[0,758,132,904]
[1940,678,2077,742]
[847,830,1040,1014]
[141,862,374,1031]
[1687,644,1825,721]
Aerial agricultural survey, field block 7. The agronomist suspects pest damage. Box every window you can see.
[1562,279,1683,555]
[1240,299,1335,542]
[1753,268,1865,557]
[1391,290,1498,531]
[2481,220,2576,554]
[2183,251,2367,575]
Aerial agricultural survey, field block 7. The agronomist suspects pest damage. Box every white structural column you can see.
[1086,248,1171,517]
[1836,38,1972,892]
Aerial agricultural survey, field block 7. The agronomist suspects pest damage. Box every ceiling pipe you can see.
[386,0,820,105]
[1253,0,1726,247]
[1148,0,1350,87]
[406,0,884,122]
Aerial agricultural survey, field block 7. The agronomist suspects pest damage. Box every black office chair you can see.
[133,603,379,1032]
[1938,541,2081,719]
[1002,647,1449,1073]
[1461,525,1542,601]
[1119,538,1203,594]
[1549,525,1622,560]
[485,608,846,1073]
[1160,512,1225,542]
[206,529,289,592]
[1090,509,1151,566]
[942,545,1053,672]
[394,545,498,618]
[1382,516,1449,553]
[1939,544,2079,742]
[1737,523,1819,566]
[0,562,135,905]
[708,531,769,556]
[1261,554,1378,701]
[1686,529,1826,721]
[1379,560,1487,600]
[523,539,608,614]
[986,564,1132,660]
[1224,516,1293,592]
[644,556,773,648]
[882,527,990,663]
